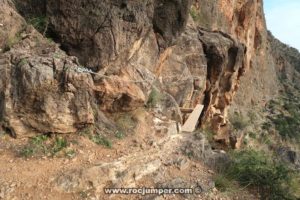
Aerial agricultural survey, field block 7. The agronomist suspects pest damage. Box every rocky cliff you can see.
[0,0,299,144]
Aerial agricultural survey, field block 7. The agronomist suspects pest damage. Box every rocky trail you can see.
[0,116,258,200]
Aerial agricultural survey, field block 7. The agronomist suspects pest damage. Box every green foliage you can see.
[264,81,300,142]
[265,91,300,142]
[20,135,69,158]
[78,126,113,148]
[262,121,272,130]
[272,115,300,141]
[89,134,112,148]
[230,113,249,131]
[115,130,125,139]
[190,6,201,22]
[0,131,6,138]
[28,16,48,34]
[259,132,272,145]
[185,151,194,159]
[19,58,28,66]
[51,137,67,154]
[248,132,256,139]
[290,174,300,198]
[267,99,280,110]
[146,88,162,108]
[20,135,48,157]
[79,191,88,199]
[213,174,235,193]
[225,150,298,200]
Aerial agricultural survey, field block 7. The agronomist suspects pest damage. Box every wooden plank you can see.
[180,108,194,113]
[181,104,204,133]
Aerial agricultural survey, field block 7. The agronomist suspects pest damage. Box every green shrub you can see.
[20,135,69,158]
[146,88,162,108]
[115,131,125,139]
[267,99,279,110]
[225,150,298,200]
[272,115,300,142]
[248,132,256,139]
[190,7,201,22]
[264,87,300,142]
[230,113,249,131]
[20,135,48,157]
[51,137,67,154]
[78,126,113,148]
[89,134,112,148]
[213,174,235,192]
[28,16,48,34]
[262,121,272,130]
[19,58,28,66]
[259,132,272,146]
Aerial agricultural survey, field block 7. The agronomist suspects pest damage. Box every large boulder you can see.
[0,27,97,136]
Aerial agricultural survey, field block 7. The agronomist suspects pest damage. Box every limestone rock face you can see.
[0,27,96,136]
[44,0,206,111]
[1,0,199,137]
[46,0,156,71]
[2,0,299,139]
[156,18,207,108]
[45,0,192,71]
[153,0,192,46]
[199,29,246,134]
[192,0,284,131]
[94,76,146,112]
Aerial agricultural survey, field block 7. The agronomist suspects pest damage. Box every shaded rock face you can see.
[44,0,192,71]
[46,0,155,71]
[153,0,191,47]
[13,0,47,18]
[199,30,246,134]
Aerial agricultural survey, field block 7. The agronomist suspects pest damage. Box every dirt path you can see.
[0,116,257,200]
